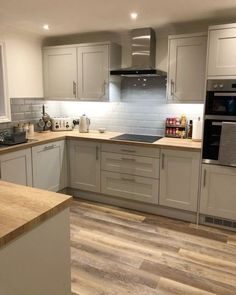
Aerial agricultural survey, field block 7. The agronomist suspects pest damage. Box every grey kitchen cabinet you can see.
[77,44,109,100]
[167,33,207,102]
[69,140,101,193]
[200,164,236,220]
[43,42,121,101]
[32,140,67,192]
[101,143,160,204]
[0,148,32,186]
[159,149,201,212]
[207,23,236,78]
[43,46,77,99]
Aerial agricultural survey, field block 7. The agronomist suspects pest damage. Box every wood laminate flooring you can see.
[70,199,236,295]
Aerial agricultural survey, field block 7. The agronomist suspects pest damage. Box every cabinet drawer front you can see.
[101,171,159,204]
[101,143,160,158]
[200,164,236,220]
[101,152,159,179]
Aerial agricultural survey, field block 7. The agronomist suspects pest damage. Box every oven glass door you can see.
[205,92,236,116]
[202,120,222,161]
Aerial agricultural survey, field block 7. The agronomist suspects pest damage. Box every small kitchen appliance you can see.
[0,130,27,146]
[51,117,73,131]
[78,114,90,133]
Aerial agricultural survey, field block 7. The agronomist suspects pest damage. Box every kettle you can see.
[79,114,90,133]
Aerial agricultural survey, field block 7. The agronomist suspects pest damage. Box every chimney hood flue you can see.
[110,28,166,77]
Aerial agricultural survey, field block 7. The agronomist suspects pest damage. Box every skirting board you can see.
[66,188,197,223]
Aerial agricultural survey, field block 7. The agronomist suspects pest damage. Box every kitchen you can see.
[0,1,236,294]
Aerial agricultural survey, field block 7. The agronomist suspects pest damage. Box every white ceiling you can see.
[0,0,236,36]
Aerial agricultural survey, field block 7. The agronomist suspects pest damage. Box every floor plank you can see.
[70,198,236,295]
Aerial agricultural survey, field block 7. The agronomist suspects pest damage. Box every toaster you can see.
[51,117,73,131]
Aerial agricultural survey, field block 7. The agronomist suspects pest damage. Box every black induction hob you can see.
[111,134,162,143]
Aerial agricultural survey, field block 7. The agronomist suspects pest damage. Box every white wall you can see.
[0,26,43,98]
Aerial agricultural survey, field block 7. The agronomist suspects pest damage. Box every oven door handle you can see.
[212,122,223,126]
[214,92,236,97]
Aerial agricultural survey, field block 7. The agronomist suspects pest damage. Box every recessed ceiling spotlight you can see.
[130,12,138,20]
[43,24,50,30]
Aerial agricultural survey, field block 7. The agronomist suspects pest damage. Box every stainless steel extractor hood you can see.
[110,28,166,77]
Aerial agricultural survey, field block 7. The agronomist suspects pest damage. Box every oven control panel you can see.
[51,118,73,131]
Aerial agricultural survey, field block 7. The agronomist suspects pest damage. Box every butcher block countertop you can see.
[0,130,201,154]
[0,181,72,248]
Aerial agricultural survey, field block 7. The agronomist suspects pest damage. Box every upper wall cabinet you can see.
[43,42,121,101]
[43,47,77,99]
[77,44,109,101]
[167,33,207,103]
[0,42,11,122]
[207,24,236,78]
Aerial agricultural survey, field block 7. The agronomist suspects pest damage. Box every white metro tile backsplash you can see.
[48,101,203,136]
[44,77,204,136]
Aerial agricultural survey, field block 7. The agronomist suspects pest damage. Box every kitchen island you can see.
[0,181,72,295]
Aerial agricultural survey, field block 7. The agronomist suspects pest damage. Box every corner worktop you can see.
[0,181,72,248]
[0,130,202,154]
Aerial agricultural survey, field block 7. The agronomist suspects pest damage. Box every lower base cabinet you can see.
[101,171,159,204]
[32,140,67,192]
[200,164,236,220]
[0,149,32,186]
[159,149,200,212]
[69,140,101,193]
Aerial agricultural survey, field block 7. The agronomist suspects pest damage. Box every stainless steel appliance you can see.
[202,80,236,165]
[51,117,73,131]
[110,28,166,77]
[111,134,162,143]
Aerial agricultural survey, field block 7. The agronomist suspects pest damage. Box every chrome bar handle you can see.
[73,81,77,97]
[96,146,99,160]
[161,153,165,170]
[170,79,175,97]
[121,149,136,153]
[103,80,107,97]
[121,158,136,162]
[203,169,207,187]
[44,144,56,151]
[121,177,135,182]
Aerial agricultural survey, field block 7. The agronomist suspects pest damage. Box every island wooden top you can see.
[0,181,72,248]
[0,130,201,154]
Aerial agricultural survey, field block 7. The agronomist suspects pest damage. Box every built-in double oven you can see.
[202,80,236,166]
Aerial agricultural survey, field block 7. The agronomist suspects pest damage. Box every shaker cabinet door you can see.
[77,45,109,101]
[43,47,77,99]
[200,164,236,220]
[207,27,236,77]
[32,140,67,192]
[159,149,200,211]
[0,149,32,186]
[69,140,101,192]
[168,34,207,102]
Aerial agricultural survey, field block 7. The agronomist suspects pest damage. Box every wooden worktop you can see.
[0,130,201,154]
[0,181,72,248]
